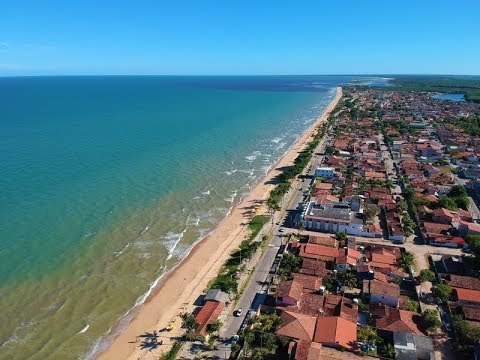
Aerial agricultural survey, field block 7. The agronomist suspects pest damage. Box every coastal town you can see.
[122,87,480,360]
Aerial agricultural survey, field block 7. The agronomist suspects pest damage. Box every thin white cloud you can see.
[0,42,9,51]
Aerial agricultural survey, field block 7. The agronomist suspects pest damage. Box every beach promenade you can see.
[96,87,342,360]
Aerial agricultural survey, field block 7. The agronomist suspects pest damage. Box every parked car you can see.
[234,308,243,317]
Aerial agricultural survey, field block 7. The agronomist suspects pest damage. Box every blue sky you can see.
[1,0,479,76]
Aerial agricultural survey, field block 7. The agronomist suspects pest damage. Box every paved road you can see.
[210,129,334,359]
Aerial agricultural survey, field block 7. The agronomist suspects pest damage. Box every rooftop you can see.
[375,308,423,334]
[313,316,357,349]
[449,274,480,290]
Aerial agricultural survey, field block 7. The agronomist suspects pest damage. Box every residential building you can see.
[363,280,400,307]
[194,300,225,335]
[315,167,335,179]
[393,332,434,360]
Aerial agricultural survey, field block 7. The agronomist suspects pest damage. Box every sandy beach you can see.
[96,86,342,360]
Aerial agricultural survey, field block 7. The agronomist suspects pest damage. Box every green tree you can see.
[206,319,222,335]
[180,312,198,341]
[453,314,480,353]
[384,179,395,189]
[449,185,468,198]
[267,196,280,213]
[405,299,419,313]
[454,196,470,211]
[432,283,451,302]
[357,326,378,342]
[278,253,302,279]
[335,232,347,241]
[322,274,337,292]
[340,271,357,289]
[379,343,395,359]
[418,269,435,283]
[436,196,458,211]
[396,199,408,213]
[398,251,416,272]
[363,204,380,224]
[467,235,480,268]
[422,309,441,331]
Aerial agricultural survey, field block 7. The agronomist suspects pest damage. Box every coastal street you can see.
[211,189,301,359]
[211,104,337,359]
[214,230,283,359]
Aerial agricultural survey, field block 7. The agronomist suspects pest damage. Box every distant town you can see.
[159,86,480,360]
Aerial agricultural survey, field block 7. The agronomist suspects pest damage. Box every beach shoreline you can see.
[95,86,342,360]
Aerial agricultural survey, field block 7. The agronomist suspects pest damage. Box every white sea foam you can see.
[114,243,130,257]
[224,169,238,176]
[201,190,210,195]
[165,229,186,260]
[186,215,200,226]
[271,136,283,144]
[224,190,237,203]
[245,150,261,162]
[77,324,89,334]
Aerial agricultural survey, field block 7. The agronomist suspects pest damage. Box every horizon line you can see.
[1,73,480,79]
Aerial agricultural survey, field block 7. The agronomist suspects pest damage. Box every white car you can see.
[234,308,243,317]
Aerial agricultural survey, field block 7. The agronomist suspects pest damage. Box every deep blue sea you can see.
[0,75,387,359]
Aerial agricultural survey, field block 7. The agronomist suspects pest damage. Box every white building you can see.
[302,200,376,237]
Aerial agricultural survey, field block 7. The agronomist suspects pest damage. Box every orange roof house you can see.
[308,236,338,248]
[375,308,423,334]
[195,300,225,335]
[313,316,357,349]
[277,311,317,341]
[299,243,339,262]
[453,287,480,304]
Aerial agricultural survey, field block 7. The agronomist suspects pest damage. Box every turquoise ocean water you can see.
[0,76,385,359]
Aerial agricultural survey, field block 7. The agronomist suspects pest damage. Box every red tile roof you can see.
[375,308,422,334]
[195,301,225,335]
[300,243,339,260]
[301,258,327,276]
[363,280,400,298]
[454,287,480,303]
[449,275,480,290]
[462,306,480,322]
[308,236,338,248]
[276,280,304,301]
[370,251,397,266]
[277,311,317,341]
[313,316,357,349]
[292,273,323,292]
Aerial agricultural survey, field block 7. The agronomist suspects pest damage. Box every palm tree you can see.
[206,319,222,335]
[341,272,357,289]
[180,312,197,341]
[398,251,416,272]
